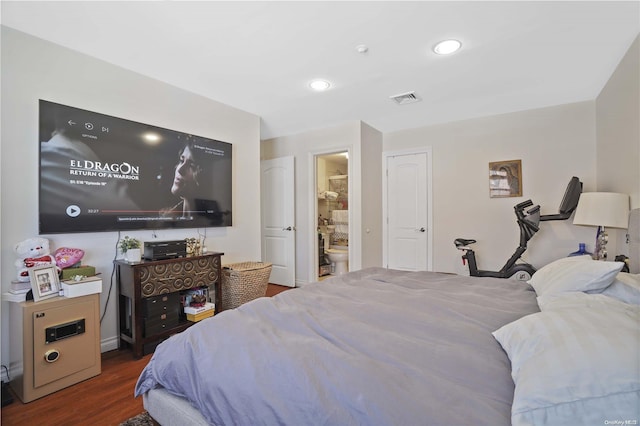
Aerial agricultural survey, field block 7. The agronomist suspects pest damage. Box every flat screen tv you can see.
[39,100,232,234]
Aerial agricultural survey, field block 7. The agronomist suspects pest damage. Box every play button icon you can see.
[66,205,81,217]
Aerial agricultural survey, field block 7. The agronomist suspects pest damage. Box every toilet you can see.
[326,246,349,275]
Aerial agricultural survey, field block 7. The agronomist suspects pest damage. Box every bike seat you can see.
[454,238,476,247]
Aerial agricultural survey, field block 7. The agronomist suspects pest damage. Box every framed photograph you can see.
[28,264,61,302]
[489,159,522,198]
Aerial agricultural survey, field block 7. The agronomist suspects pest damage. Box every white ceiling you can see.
[2,1,639,140]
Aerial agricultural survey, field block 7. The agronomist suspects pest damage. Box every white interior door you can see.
[384,151,431,271]
[261,156,295,286]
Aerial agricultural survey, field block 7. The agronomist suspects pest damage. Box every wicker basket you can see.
[220,262,272,311]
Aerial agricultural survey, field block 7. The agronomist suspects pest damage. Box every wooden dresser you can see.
[115,252,223,358]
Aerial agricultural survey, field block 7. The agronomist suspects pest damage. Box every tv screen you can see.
[39,100,232,234]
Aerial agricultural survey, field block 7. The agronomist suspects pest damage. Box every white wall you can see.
[360,122,383,269]
[1,27,262,367]
[596,35,639,256]
[260,36,638,281]
[386,35,638,272]
[261,121,382,283]
[261,122,364,284]
[384,101,598,274]
[262,102,610,278]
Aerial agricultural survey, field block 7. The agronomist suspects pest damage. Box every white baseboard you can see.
[295,278,309,288]
[100,336,119,353]
[2,361,22,384]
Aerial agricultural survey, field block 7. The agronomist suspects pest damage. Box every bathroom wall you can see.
[317,156,348,225]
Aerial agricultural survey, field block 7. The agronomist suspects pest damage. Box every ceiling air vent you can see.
[389,91,422,105]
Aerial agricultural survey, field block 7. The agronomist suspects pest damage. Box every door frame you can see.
[382,147,433,271]
[308,147,353,283]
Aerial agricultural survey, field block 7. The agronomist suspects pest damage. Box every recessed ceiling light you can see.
[433,39,461,55]
[309,79,331,91]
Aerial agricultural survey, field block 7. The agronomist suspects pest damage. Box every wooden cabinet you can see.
[115,253,223,358]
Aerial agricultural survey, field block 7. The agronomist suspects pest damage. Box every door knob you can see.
[417,227,426,232]
[283,226,294,231]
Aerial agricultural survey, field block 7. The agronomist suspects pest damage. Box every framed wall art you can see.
[489,159,522,198]
[29,264,61,302]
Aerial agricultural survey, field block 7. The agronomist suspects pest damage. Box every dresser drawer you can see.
[144,293,181,317]
[138,256,222,298]
[144,312,180,337]
[143,293,181,337]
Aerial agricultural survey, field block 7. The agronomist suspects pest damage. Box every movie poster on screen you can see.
[39,100,232,233]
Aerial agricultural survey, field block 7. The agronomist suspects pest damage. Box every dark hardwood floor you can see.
[1,349,152,426]
[1,284,292,425]
[265,282,291,297]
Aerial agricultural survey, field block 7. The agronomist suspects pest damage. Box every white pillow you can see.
[599,272,640,305]
[527,256,623,296]
[536,291,633,311]
[493,306,640,426]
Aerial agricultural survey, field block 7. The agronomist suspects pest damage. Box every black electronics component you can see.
[144,240,187,260]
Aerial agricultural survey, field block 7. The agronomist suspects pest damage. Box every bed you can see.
[135,240,640,425]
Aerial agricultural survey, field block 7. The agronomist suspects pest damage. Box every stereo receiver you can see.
[144,240,187,260]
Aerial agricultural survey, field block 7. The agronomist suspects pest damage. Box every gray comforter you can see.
[135,267,539,425]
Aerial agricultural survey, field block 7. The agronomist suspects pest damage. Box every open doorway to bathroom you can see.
[316,151,349,281]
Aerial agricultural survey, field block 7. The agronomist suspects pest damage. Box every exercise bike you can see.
[454,177,582,281]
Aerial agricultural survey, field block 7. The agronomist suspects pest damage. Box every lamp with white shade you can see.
[573,192,630,260]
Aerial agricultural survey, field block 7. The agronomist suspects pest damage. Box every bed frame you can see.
[141,209,639,425]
